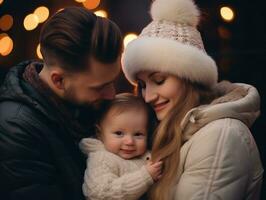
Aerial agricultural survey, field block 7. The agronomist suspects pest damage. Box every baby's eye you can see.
[134,132,145,138]
[113,131,124,137]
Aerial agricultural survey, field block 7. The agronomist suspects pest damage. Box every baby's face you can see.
[100,108,148,159]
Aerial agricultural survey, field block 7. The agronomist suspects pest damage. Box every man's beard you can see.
[63,86,106,111]
[63,86,112,133]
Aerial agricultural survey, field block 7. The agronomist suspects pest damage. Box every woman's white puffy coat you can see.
[173,83,263,200]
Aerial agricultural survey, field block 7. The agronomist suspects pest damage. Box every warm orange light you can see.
[94,10,108,18]
[24,13,39,31]
[0,14,13,31]
[0,33,7,39]
[0,33,7,43]
[0,0,4,5]
[218,26,232,39]
[75,0,86,2]
[0,35,13,56]
[123,33,138,47]
[36,44,43,59]
[34,6,49,23]
[82,0,100,10]
[220,6,234,22]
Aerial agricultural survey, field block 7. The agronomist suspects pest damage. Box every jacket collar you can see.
[181,82,260,142]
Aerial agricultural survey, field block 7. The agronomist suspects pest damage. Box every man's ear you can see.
[50,70,65,90]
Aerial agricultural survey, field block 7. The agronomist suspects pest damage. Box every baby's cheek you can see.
[105,141,120,154]
[139,142,147,154]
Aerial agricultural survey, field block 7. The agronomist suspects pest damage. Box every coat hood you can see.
[0,61,40,105]
[0,60,50,112]
[0,60,62,123]
[181,82,260,141]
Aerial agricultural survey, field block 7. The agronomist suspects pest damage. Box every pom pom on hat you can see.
[151,0,200,27]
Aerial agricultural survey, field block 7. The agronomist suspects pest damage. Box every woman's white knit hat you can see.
[122,0,218,87]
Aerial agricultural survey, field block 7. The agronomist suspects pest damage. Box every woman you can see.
[122,0,263,199]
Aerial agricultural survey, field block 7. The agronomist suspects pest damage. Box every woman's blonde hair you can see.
[148,79,215,200]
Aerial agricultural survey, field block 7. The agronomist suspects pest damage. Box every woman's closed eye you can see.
[154,78,165,85]
[152,75,166,85]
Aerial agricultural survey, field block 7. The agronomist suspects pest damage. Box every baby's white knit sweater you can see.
[79,138,154,200]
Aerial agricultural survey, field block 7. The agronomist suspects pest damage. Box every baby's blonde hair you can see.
[96,93,157,148]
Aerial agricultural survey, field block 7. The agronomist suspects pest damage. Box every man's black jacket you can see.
[0,61,87,200]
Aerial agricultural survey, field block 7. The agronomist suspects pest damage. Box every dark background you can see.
[1,0,265,198]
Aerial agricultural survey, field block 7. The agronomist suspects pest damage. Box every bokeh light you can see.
[0,0,4,5]
[123,33,138,48]
[34,6,49,23]
[75,0,86,2]
[94,10,108,18]
[0,14,13,31]
[24,13,39,31]
[0,34,13,56]
[220,6,234,22]
[36,44,43,59]
[218,26,232,39]
[82,0,100,10]
[0,33,7,38]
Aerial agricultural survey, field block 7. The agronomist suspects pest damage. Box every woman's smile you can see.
[153,100,169,112]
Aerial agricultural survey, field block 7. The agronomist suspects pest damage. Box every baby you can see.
[79,93,162,200]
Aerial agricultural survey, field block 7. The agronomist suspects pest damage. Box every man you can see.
[0,7,122,200]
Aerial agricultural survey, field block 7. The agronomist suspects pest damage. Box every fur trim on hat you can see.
[122,37,218,86]
[151,0,200,27]
[122,0,218,88]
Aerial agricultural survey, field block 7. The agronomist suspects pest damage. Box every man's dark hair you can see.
[40,7,123,72]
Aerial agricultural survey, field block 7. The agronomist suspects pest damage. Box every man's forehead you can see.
[81,63,120,87]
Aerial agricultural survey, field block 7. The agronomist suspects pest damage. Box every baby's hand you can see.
[145,160,163,181]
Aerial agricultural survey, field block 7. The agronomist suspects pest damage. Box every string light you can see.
[218,26,231,39]
[23,13,39,31]
[123,33,138,48]
[36,44,43,59]
[82,0,101,10]
[34,6,49,23]
[94,10,108,18]
[220,6,234,22]
[0,33,7,38]
[75,0,86,2]
[0,34,13,56]
[0,14,13,31]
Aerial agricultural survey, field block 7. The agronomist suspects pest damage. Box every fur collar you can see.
[181,82,260,142]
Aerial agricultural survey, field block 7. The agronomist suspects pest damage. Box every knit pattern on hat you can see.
[122,0,218,87]
[141,21,205,51]
[80,138,153,200]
